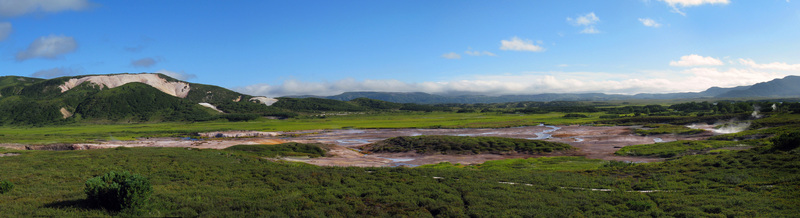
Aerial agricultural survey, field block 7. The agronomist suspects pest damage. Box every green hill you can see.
[0,73,456,126]
[0,73,280,125]
[74,83,213,122]
[717,75,800,98]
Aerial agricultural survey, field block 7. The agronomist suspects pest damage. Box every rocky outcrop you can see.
[250,97,278,106]
[59,74,191,98]
[198,103,224,113]
[198,131,281,138]
[60,107,73,119]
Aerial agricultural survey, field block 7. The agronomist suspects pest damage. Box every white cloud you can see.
[155,69,196,81]
[661,0,730,7]
[568,12,599,25]
[738,59,800,71]
[31,67,80,78]
[499,37,544,52]
[465,49,496,56]
[441,52,461,59]
[0,22,11,41]
[567,12,601,34]
[638,18,662,28]
[660,0,730,15]
[131,57,158,68]
[0,0,92,17]
[16,35,78,61]
[580,26,600,34]
[235,55,795,97]
[669,54,724,66]
[235,66,790,97]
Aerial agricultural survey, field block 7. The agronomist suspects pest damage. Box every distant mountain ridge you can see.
[297,76,800,104]
[2,73,797,125]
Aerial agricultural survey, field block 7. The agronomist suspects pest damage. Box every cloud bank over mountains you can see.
[237,56,798,97]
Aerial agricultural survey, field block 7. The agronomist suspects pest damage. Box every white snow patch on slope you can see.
[59,74,191,98]
[199,103,224,113]
[250,97,278,106]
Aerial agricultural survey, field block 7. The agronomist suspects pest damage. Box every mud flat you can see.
[282,125,713,166]
[1,125,714,167]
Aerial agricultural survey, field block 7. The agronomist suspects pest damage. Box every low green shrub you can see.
[225,143,328,158]
[634,124,707,136]
[563,113,589,118]
[362,135,573,154]
[771,131,800,151]
[84,171,153,211]
[0,180,13,194]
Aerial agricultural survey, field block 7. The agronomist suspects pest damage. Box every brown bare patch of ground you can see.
[252,139,288,145]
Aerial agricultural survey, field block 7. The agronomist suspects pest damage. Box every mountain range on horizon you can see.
[1,73,798,126]
[295,76,800,104]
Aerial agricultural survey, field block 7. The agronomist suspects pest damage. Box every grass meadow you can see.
[1,146,798,217]
[0,111,604,144]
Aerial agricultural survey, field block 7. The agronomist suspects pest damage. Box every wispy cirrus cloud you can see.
[131,57,160,68]
[465,49,496,57]
[0,22,11,41]
[500,37,544,52]
[16,35,78,61]
[31,67,81,78]
[0,0,93,17]
[638,18,662,28]
[441,52,461,59]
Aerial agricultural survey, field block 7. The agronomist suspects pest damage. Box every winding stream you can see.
[526,124,561,140]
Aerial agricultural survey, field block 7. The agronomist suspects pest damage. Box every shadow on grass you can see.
[44,199,151,216]
[43,198,101,210]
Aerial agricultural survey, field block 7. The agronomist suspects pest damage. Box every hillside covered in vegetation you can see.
[0,74,466,126]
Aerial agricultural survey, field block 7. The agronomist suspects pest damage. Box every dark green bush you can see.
[363,135,573,154]
[219,113,260,122]
[0,180,13,194]
[225,143,327,158]
[771,131,800,151]
[84,171,153,211]
[563,113,589,118]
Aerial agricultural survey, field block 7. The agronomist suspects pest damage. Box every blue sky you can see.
[1,0,799,97]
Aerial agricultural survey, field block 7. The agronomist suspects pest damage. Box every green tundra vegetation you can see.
[632,124,707,136]
[0,140,799,217]
[225,143,328,158]
[362,135,574,154]
[0,180,13,194]
[614,113,800,158]
[2,75,800,216]
[615,140,762,158]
